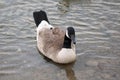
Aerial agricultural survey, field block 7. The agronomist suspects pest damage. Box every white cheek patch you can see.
[66,30,70,38]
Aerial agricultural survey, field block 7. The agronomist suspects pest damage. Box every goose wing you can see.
[41,27,65,57]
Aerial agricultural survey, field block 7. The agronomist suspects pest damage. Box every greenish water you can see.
[0,0,120,80]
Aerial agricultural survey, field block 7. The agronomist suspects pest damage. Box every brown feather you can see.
[38,27,65,57]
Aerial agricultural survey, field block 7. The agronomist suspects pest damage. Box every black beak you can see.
[71,35,76,44]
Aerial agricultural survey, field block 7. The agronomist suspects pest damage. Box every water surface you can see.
[0,0,120,80]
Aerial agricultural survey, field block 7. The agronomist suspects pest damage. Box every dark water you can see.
[0,0,120,80]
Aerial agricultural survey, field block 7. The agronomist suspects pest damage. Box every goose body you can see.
[33,10,76,64]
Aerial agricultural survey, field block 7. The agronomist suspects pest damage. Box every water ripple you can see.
[0,0,120,80]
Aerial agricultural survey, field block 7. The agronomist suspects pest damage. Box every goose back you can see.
[37,27,65,59]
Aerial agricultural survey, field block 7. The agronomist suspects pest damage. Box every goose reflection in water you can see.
[43,56,76,80]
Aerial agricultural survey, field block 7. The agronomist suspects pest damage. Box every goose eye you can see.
[50,27,53,30]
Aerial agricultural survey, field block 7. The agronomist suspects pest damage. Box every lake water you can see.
[0,0,120,80]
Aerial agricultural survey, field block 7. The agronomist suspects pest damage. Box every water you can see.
[0,0,120,80]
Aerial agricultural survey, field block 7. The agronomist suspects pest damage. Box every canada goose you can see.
[33,10,76,64]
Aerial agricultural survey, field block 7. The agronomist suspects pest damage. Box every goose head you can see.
[63,27,76,48]
[66,27,76,44]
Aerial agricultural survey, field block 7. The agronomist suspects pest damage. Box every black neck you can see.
[63,35,71,48]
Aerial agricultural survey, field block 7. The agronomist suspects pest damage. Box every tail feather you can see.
[33,10,50,27]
